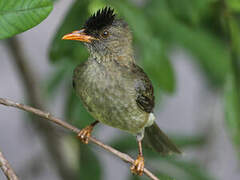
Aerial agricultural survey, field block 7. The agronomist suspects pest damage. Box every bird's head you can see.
[62,7,133,58]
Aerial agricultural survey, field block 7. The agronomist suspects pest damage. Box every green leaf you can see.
[166,0,215,25]
[224,72,240,148]
[227,0,240,12]
[78,145,102,180]
[0,0,53,39]
[228,17,240,58]
[49,0,89,63]
[223,12,240,152]
[147,3,231,86]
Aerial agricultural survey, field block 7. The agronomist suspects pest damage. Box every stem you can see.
[0,150,19,180]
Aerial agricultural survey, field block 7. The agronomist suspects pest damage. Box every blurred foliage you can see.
[223,9,240,152]
[46,0,240,179]
[65,88,93,128]
[0,0,53,39]
[224,71,240,149]
[2,0,240,179]
[78,145,102,180]
[227,0,240,12]
[110,134,207,152]
[49,0,89,63]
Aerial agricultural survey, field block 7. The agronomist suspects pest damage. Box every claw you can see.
[130,155,144,176]
[77,125,93,144]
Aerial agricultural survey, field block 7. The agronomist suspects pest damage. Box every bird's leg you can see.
[77,120,99,144]
[131,133,144,176]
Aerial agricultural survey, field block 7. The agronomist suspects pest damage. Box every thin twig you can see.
[0,98,159,180]
[0,150,19,180]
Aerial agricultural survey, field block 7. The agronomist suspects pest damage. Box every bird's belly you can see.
[74,63,149,134]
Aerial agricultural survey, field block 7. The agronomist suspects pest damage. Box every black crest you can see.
[84,7,115,32]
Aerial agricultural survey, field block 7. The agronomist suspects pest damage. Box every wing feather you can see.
[132,64,155,113]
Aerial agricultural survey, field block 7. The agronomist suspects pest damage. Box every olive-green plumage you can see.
[72,7,180,155]
[73,53,153,134]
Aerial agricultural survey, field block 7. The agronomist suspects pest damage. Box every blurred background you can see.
[1,0,240,180]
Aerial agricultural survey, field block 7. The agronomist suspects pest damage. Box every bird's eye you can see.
[101,30,109,38]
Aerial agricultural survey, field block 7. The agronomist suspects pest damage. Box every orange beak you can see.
[61,29,96,43]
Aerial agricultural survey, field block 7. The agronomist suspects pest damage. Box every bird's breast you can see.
[73,58,149,134]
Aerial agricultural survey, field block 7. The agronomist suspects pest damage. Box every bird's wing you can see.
[132,64,155,113]
[131,64,181,155]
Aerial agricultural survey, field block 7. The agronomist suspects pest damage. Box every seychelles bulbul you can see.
[62,7,181,175]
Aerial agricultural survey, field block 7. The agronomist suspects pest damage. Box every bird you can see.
[62,7,181,175]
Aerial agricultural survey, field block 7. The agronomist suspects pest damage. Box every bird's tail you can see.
[143,122,181,155]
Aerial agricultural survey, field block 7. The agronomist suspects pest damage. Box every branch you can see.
[0,98,159,180]
[0,150,19,180]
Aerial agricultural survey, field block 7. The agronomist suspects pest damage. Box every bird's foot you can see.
[130,155,144,176]
[77,125,93,144]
